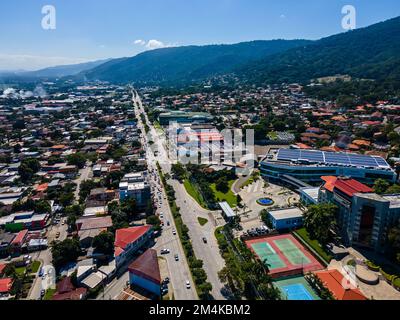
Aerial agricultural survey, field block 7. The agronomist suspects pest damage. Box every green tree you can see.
[92,231,115,255]
[304,203,338,245]
[51,238,82,270]
[386,184,400,194]
[18,158,41,182]
[373,179,390,194]
[67,153,87,169]
[215,176,229,193]
[146,215,161,232]
[171,163,186,181]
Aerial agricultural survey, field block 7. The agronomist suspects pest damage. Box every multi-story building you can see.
[119,172,151,208]
[318,176,400,253]
[128,249,161,297]
[159,110,213,126]
[114,226,153,268]
[260,148,396,186]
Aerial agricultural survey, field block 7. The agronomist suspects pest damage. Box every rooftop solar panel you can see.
[275,149,391,170]
[324,153,350,165]
[300,150,324,162]
[374,157,389,167]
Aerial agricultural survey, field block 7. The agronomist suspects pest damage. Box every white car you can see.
[172,229,176,235]
[186,281,191,289]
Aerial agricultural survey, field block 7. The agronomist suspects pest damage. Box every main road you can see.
[132,91,198,300]
[132,90,227,300]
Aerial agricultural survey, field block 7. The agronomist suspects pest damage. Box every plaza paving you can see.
[237,179,300,223]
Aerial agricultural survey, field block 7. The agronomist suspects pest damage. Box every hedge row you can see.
[157,163,213,299]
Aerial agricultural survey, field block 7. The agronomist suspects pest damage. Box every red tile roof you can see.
[114,246,124,257]
[334,178,372,197]
[321,176,338,192]
[0,278,13,293]
[321,176,372,197]
[11,229,28,246]
[52,288,87,300]
[56,276,75,294]
[36,183,49,192]
[114,226,152,251]
[0,263,6,275]
[314,269,367,300]
[295,143,312,150]
[128,249,161,285]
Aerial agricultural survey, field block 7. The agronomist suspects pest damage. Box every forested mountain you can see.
[81,40,311,84]
[238,16,400,86]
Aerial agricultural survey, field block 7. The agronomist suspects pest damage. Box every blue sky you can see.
[0,0,399,70]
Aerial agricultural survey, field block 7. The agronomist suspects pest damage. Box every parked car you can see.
[161,288,168,296]
[202,237,208,244]
[161,249,170,254]
[186,280,191,289]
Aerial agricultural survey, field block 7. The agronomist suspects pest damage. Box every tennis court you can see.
[251,242,286,270]
[246,234,323,278]
[274,238,310,266]
[274,275,320,300]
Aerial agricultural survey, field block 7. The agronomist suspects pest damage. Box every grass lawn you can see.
[211,180,237,207]
[240,177,254,189]
[30,261,41,273]
[15,266,26,275]
[183,179,207,208]
[294,228,332,263]
[197,217,208,226]
[43,288,56,300]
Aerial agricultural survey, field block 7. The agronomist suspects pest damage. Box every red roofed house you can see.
[314,269,367,300]
[114,226,153,268]
[52,276,87,301]
[10,229,28,254]
[0,278,13,296]
[128,249,161,297]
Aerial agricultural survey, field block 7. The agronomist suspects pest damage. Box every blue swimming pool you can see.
[274,276,320,300]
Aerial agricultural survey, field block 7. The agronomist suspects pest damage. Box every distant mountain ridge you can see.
[0,59,111,80]
[80,40,312,84]
[238,16,400,85]
[82,16,400,88]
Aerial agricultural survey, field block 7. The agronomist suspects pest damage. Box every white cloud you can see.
[133,39,177,52]
[145,39,167,50]
[280,14,286,19]
[134,39,146,46]
[0,54,89,71]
